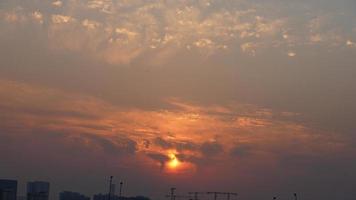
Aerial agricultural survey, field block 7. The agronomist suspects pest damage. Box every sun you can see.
[167,153,180,169]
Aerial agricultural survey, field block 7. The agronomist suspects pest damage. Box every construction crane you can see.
[188,192,206,200]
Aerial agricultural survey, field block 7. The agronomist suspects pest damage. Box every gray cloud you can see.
[152,137,198,152]
[230,144,253,157]
[146,152,170,170]
[81,133,138,155]
[153,137,173,149]
[200,141,223,156]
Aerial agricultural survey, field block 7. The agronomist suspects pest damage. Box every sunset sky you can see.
[1,0,356,200]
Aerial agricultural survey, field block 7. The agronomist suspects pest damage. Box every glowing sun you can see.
[167,153,180,169]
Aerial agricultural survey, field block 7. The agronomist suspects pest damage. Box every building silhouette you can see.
[27,182,50,200]
[121,197,150,200]
[93,193,119,200]
[17,196,26,200]
[0,180,17,200]
[59,191,90,200]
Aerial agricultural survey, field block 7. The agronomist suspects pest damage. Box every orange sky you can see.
[1,1,356,200]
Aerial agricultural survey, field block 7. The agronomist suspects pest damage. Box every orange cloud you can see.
[0,79,350,177]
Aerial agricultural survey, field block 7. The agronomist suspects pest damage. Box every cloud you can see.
[230,144,253,157]
[310,34,323,43]
[0,0,356,199]
[0,78,355,199]
[152,137,198,151]
[153,137,173,149]
[81,19,100,29]
[52,1,63,7]
[287,51,296,57]
[346,40,356,47]
[51,14,75,24]
[146,152,170,168]
[240,42,258,55]
[200,141,223,156]
[236,117,271,128]
[1,0,354,66]
[31,11,43,24]
[82,133,138,155]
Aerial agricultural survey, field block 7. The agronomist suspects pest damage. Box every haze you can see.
[0,0,356,200]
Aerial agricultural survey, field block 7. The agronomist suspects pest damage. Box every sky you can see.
[0,0,356,200]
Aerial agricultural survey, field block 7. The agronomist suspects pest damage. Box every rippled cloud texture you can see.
[0,0,356,200]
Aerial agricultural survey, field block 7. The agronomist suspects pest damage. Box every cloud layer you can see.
[1,1,356,200]
[1,0,355,65]
[1,79,355,199]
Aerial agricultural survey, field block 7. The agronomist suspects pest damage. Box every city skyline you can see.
[0,178,151,200]
[0,178,301,200]
[1,0,356,200]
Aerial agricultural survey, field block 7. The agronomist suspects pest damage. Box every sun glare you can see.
[167,153,180,169]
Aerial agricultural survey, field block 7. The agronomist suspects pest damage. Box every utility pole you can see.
[108,176,113,200]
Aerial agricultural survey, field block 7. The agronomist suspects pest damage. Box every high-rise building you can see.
[59,191,90,200]
[0,179,17,200]
[27,181,50,200]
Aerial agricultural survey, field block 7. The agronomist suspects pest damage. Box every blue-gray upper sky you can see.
[0,1,356,200]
